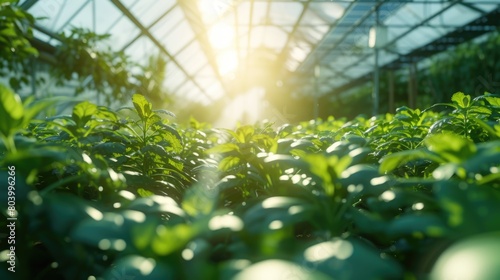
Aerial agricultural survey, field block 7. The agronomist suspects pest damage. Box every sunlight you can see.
[215,87,265,127]
[216,50,239,76]
[209,22,234,49]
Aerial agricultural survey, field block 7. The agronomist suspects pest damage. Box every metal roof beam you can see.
[298,1,384,73]
[275,0,312,67]
[110,0,214,101]
[326,0,485,96]
[177,0,233,97]
[119,3,178,52]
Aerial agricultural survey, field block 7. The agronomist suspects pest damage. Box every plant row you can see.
[1,86,500,279]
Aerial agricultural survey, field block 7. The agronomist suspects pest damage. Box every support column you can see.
[388,70,395,113]
[408,63,418,109]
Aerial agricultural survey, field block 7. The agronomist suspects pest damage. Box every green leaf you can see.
[72,101,98,127]
[243,196,315,233]
[102,255,175,279]
[484,95,500,106]
[137,188,154,197]
[386,214,447,238]
[234,260,331,280]
[182,185,218,217]
[206,143,240,154]
[219,156,241,171]
[235,125,254,143]
[92,142,126,156]
[0,84,24,138]
[379,149,443,173]
[298,238,403,280]
[451,92,471,108]
[155,123,183,153]
[151,223,197,255]
[424,133,476,163]
[132,94,153,120]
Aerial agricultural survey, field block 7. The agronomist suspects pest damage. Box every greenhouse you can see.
[1,0,500,279]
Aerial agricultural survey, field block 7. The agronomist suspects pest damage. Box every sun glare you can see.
[209,23,234,49]
[215,88,265,127]
[217,51,238,76]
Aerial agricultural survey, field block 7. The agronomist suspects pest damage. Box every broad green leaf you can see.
[206,143,240,154]
[243,196,315,233]
[92,142,126,156]
[425,133,476,163]
[70,212,129,249]
[379,149,443,173]
[301,154,351,195]
[234,260,331,280]
[0,84,24,137]
[137,188,154,197]
[386,214,447,238]
[151,223,197,255]
[451,92,471,108]
[235,125,254,143]
[182,185,218,217]
[128,196,186,219]
[435,181,500,235]
[132,94,153,120]
[72,101,97,127]
[155,123,183,153]
[219,156,241,171]
[484,95,500,106]
[298,238,403,280]
[101,255,175,279]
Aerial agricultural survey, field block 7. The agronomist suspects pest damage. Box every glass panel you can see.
[124,35,159,65]
[269,2,303,26]
[94,1,122,35]
[28,0,89,32]
[164,64,187,92]
[57,1,93,32]
[251,2,268,25]
[262,26,287,51]
[150,6,184,39]
[160,20,195,55]
[427,5,480,27]
[206,82,224,100]
[236,2,252,25]
[104,17,141,51]
[175,41,208,76]
[127,0,177,27]
[310,2,346,22]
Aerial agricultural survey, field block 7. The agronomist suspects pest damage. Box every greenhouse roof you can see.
[19,0,500,105]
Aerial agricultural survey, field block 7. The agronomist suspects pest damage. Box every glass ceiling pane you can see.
[163,64,187,92]
[206,82,224,100]
[160,21,195,55]
[94,1,122,35]
[150,6,184,39]
[236,2,251,25]
[262,26,288,51]
[269,2,303,26]
[302,8,327,26]
[427,5,480,27]
[125,0,176,27]
[27,0,86,31]
[57,2,94,32]
[309,2,346,22]
[104,18,141,51]
[175,41,208,76]
[251,2,268,25]
[124,35,159,65]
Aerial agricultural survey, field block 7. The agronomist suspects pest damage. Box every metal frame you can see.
[18,0,500,106]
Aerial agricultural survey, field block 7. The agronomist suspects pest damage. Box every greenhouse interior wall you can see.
[1,1,500,279]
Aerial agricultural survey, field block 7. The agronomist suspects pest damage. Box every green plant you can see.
[0,0,39,91]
